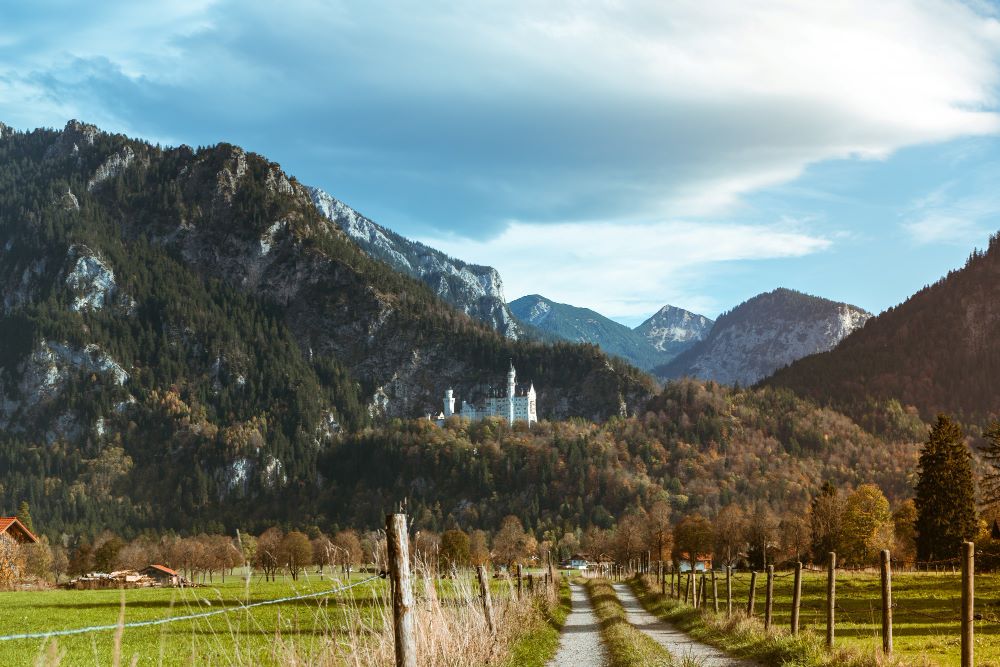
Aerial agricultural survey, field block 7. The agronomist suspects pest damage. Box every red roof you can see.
[0,517,38,544]
[144,564,179,576]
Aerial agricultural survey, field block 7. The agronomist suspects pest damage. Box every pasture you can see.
[0,568,544,666]
[672,568,1000,666]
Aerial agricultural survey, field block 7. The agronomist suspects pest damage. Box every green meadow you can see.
[654,569,1000,666]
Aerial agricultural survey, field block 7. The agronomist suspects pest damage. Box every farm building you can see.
[0,517,38,545]
[141,564,181,586]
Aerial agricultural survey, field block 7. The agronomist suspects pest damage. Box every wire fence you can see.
[0,574,381,642]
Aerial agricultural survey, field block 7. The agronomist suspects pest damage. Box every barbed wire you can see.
[0,575,381,642]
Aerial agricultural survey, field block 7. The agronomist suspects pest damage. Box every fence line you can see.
[0,575,381,642]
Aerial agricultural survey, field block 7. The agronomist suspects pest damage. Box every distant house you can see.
[678,552,713,573]
[563,553,591,570]
[0,517,38,545]
[140,564,180,586]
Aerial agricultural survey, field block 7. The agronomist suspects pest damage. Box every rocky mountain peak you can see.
[635,304,713,353]
[656,288,870,386]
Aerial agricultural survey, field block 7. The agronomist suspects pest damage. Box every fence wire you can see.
[0,575,381,642]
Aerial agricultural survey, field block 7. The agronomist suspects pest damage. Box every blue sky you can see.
[3,1,1000,325]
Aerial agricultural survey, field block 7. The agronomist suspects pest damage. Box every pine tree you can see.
[980,421,1000,508]
[915,414,977,561]
[17,500,33,532]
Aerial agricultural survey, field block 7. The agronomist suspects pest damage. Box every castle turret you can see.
[507,363,516,425]
[444,388,455,418]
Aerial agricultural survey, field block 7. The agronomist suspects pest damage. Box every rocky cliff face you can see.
[308,187,522,339]
[635,305,713,356]
[655,288,870,386]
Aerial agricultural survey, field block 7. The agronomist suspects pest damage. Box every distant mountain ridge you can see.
[767,236,1000,423]
[308,187,522,339]
[656,288,870,386]
[509,294,711,370]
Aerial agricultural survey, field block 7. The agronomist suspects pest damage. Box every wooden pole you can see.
[726,566,732,617]
[683,570,690,603]
[477,564,495,634]
[827,552,836,648]
[961,541,974,667]
[880,549,892,656]
[764,565,774,630]
[661,561,666,595]
[699,572,706,608]
[517,563,523,600]
[712,568,719,613]
[386,513,416,667]
[747,570,757,616]
[791,561,802,635]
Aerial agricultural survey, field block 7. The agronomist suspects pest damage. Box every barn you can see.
[140,564,181,586]
[0,517,38,545]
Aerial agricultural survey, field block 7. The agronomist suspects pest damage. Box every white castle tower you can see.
[443,388,455,417]
[507,363,516,425]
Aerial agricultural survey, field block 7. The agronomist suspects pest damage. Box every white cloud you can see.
[902,182,1000,245]
[421,221,830,320]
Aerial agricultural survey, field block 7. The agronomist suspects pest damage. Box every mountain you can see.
[308,187,522,339]
[0,120,654,534]
[655,288,870,386]
[635,305,713,357]
[509,294,672,370]
[767,237,1000,425]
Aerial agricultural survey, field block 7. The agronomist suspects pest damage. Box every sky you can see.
[3,1,1000,326]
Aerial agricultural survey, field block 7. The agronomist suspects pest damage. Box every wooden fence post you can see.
[477,564,495,634]
[827,552,836,648]
[726,566,732,617]
[961,541,974,667]
[517,563,523,600]
[683,570,690,603]
[712,568,719,613]
[791,561,802,635]
[747,570,757,616]
[765,565,774,630]
[880,549,892,656]
[528,573,535,593]
[386,513,416,667]
[661,561,667,595]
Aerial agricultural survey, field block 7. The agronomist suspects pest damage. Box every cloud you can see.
[2,1,1000,239]
[902,181,1000,245]
[420,220,831,320]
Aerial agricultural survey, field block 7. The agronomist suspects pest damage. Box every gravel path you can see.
[612,583,758,667]
[547,583,609,667]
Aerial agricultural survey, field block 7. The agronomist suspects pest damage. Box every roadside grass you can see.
[502,576,572,667]
[586,578,675,667]
[0,568,552,666]
[631,573,978,667]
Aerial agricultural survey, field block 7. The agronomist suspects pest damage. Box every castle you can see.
[436,363,537,426]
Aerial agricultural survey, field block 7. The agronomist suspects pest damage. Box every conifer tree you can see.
[915,414,977,561]
[17,500,32,532]
[980,421,1000,508]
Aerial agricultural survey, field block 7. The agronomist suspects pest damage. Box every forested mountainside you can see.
[0,120,653,535]
[320,379,920,536]
[308,187,523,339]
[509,294,673,370]
[656,288,870,386]
[767,235,1000,426]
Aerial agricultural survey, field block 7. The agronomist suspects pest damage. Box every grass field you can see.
[649,568,1000,666]
[0,569,551,666]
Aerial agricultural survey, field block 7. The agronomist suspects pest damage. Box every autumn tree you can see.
[646,501,672,563]
[778,510,810,564]
[714,504,746,567]
[440,529,470,570]
[332,530,363,572]
[893,499,918,562]
[915,415,977,561]
[312,535,334,575]
[673,514,713,569]
[493,516,530,567]
[281,531,313,580]
[255,527,283,581]
[51,545,69,583]
[809,481,844,563]
[93,536,125,572]
[744,502,778,569]
[614,513,647,563]
[841,484,894,565]
[469,530,490,566]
